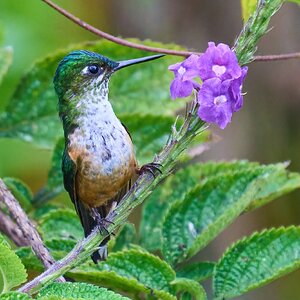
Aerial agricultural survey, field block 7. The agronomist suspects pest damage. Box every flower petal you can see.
[198,42,242,81]
[197,78,234,129]
[168,62,182,72]
[170,78,194,99]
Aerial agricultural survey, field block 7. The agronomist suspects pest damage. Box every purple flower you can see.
[168,41,248,129]
[197,78,234,129]
[168,54,201,99]
[198,42,242,81]
[229,66,248,112]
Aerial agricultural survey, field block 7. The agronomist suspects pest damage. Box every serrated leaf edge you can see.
[213,225,300,299]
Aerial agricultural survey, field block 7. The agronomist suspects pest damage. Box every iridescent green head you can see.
[54,50,117,99]
[53,50,164,99]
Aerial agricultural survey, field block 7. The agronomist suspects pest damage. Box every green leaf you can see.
[0,292,31,300]
[162,166,285,265]
[171,278,207,300]
[140,161,300,252]
[213,226,300,299]
[33,138,65,204]
[34,113,176,204]
[176,262,215,282]
[241,0,257,22]
[0,39,184,148]
[0,244,27,293]
[3,177,33,212]
[45,239,77,254]
[140,163,209,251]
[0,27,3,45]
[194,161,300,212]
[38,209,83,241]
[112,223,136,252]
[68,250,176,299]
[15,247,43,273]
[0,233,11,249]
[139,187,165,251]
[121,113,175,165]
[246,166,300,211]
[38,282,129,300]
[33,204,62,219]
[140,161,253,251]
[191,161,300,212]
[0,47,13,84]
[286,0,300,4]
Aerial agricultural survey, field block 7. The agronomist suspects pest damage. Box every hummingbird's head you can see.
[53,50,164,99]
[54,50,118,99]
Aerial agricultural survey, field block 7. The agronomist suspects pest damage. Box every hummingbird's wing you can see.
[62,149,97,236]
[62,150,101,261]
[62,149,77,204]
[121,122,132,139]
[62,149,134,263]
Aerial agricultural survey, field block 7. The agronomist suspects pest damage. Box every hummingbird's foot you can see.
[90,208,113,236]
[138,162,163,178]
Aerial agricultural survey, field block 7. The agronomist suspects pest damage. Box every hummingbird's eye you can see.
[82,64,104,76]
[88,65,100,74]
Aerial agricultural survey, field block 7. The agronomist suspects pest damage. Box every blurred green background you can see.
[0,0,300,299]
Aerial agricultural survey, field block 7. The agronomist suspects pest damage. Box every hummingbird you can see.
[53,50,164,263]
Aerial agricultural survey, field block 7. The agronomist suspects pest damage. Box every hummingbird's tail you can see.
[76,201,110,263]
[91,243,108,263]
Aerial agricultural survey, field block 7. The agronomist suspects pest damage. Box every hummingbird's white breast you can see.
[67,87,137,207]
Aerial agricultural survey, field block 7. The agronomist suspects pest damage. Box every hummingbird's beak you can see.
[114,54,165,71]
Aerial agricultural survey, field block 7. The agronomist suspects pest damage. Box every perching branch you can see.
[0,179,65,282]
[18,101,207,294]
[0,210,28,246]
[41,0,300,62]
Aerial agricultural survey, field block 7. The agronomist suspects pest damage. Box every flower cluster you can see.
[168,42,248,129]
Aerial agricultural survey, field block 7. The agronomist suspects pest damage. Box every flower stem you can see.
[234,0,283,65]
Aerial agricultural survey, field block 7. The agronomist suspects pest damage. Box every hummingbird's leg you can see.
[138,162,163,178]
[90,208,113,235]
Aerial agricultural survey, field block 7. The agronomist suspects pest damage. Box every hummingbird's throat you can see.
[80,75,109,97]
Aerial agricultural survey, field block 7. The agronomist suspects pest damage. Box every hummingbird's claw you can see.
[139,162,163,178]
[97,221,110,236]
[90,208,114,236]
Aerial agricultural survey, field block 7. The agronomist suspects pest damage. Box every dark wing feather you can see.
[121,122,132,140]
[62,149,132,263]
[62,150,97,241]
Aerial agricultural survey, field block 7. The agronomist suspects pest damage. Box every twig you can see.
[41,0,195,57]
[0,179,65,282]
[254,52,300,61]
[0,210,28,246]
[41,0,300,62]
[18,101,206,294]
